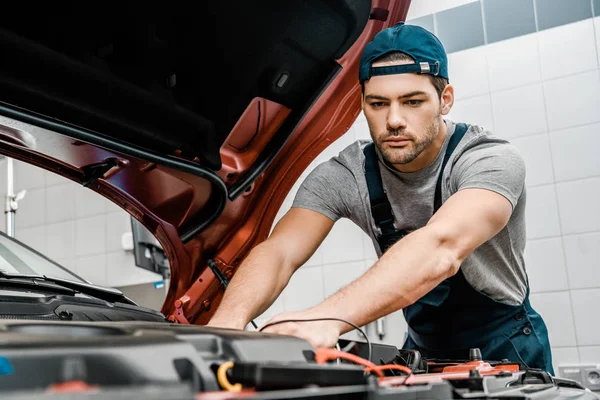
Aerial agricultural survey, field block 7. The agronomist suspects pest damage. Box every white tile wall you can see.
[55,257,75,274]
[75,186,109,218]
[530,292,578,347]
[525,185,562,239]
[563,232,600,290]
[322,261,366,298]
[75,253,107,286]
[0,204,5,233]
[106,212,131,253]
[303,246,323,268]
[353,116,371,142]
[282,267,325,312]
[552,347,580,375]
[362,233,378,260]
[320,219,365,265]
[556,178,600,235]
[579,346,600,364]
[16,226,47,255]
[486,34,542,92]
[45,169,66,187]
[511,134,554,187]
[364,259,376,271]
[105,251,161,287]
[543,70,600,131]
[322,130,356,160]
[0,160,7,195]
[406,0,478,20]
[374,310,408,348]
[538,19,598,81]
[15,188,45,228]
[549,123,600,183]
[45,221,75,261]
[447,46,490,100]
[595,17,600,66]
[447,94,495,132]
[525,237,569,293]
[570,289,600,346]
[45,183,76,224]
[15,160,45,190]
[75,215,107,257]
[491,84,548,140]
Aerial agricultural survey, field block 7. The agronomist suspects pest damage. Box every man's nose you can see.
[386,103,406,131]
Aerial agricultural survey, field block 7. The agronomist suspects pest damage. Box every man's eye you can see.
[406,100,423,106]
[370,102,385,108]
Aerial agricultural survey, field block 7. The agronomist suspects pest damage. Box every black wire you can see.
[206,259,258,329]
[258,317,372,363]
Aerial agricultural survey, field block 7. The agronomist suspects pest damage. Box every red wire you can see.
[315,348,384,377]
[315,348,414,379]
[365,364,413,375]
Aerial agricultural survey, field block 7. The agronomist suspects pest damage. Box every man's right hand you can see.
[202,207,335,331]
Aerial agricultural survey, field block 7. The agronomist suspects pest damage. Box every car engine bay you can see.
[0,320,597,400]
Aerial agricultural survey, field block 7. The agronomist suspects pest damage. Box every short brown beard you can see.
[372,116,441,166]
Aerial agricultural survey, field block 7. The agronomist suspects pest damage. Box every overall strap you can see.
[433,122,469,212]
[364,122,470,249]
[364,144,396,237]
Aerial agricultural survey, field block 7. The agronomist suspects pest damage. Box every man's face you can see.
[362,59,451,169]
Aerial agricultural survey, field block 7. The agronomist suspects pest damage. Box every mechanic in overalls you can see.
[208,22,554,374]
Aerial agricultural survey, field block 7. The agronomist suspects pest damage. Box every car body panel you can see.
[0,0,411,322]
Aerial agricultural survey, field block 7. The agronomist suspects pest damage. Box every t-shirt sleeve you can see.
[451,141,526,209]
[292,159,355,222]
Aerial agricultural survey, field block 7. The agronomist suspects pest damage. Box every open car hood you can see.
[0,0,410,323]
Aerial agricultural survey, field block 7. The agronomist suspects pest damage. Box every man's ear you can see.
[440,84,454,116]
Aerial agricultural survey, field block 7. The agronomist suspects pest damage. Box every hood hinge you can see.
[81,158,118,187]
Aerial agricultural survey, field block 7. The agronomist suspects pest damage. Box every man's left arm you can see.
[262,142,526,348]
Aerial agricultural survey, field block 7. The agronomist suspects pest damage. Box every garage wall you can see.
[0,154,162,289]
[259,0,600,374]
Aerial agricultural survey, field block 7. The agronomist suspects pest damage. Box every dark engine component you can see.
[0,320,597,400]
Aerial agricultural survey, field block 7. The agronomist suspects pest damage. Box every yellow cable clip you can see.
[217,361,242,392]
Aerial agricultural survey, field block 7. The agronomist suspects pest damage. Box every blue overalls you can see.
[363,123,554,374]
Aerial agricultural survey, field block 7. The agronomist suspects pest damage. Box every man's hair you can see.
[361,51,449,98]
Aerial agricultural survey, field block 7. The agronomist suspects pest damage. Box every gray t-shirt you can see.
[292,120,528,306]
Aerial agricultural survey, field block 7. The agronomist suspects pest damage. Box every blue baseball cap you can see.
[359,22,449,84]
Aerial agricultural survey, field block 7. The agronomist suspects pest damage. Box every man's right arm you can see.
[206,207,335,330]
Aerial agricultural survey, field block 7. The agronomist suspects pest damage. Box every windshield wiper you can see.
[0,271,135,305]
[0,274,77,296]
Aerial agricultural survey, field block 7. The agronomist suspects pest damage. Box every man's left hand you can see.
[260,311,344,349]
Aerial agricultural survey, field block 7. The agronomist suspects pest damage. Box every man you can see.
[208,22,553,373]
